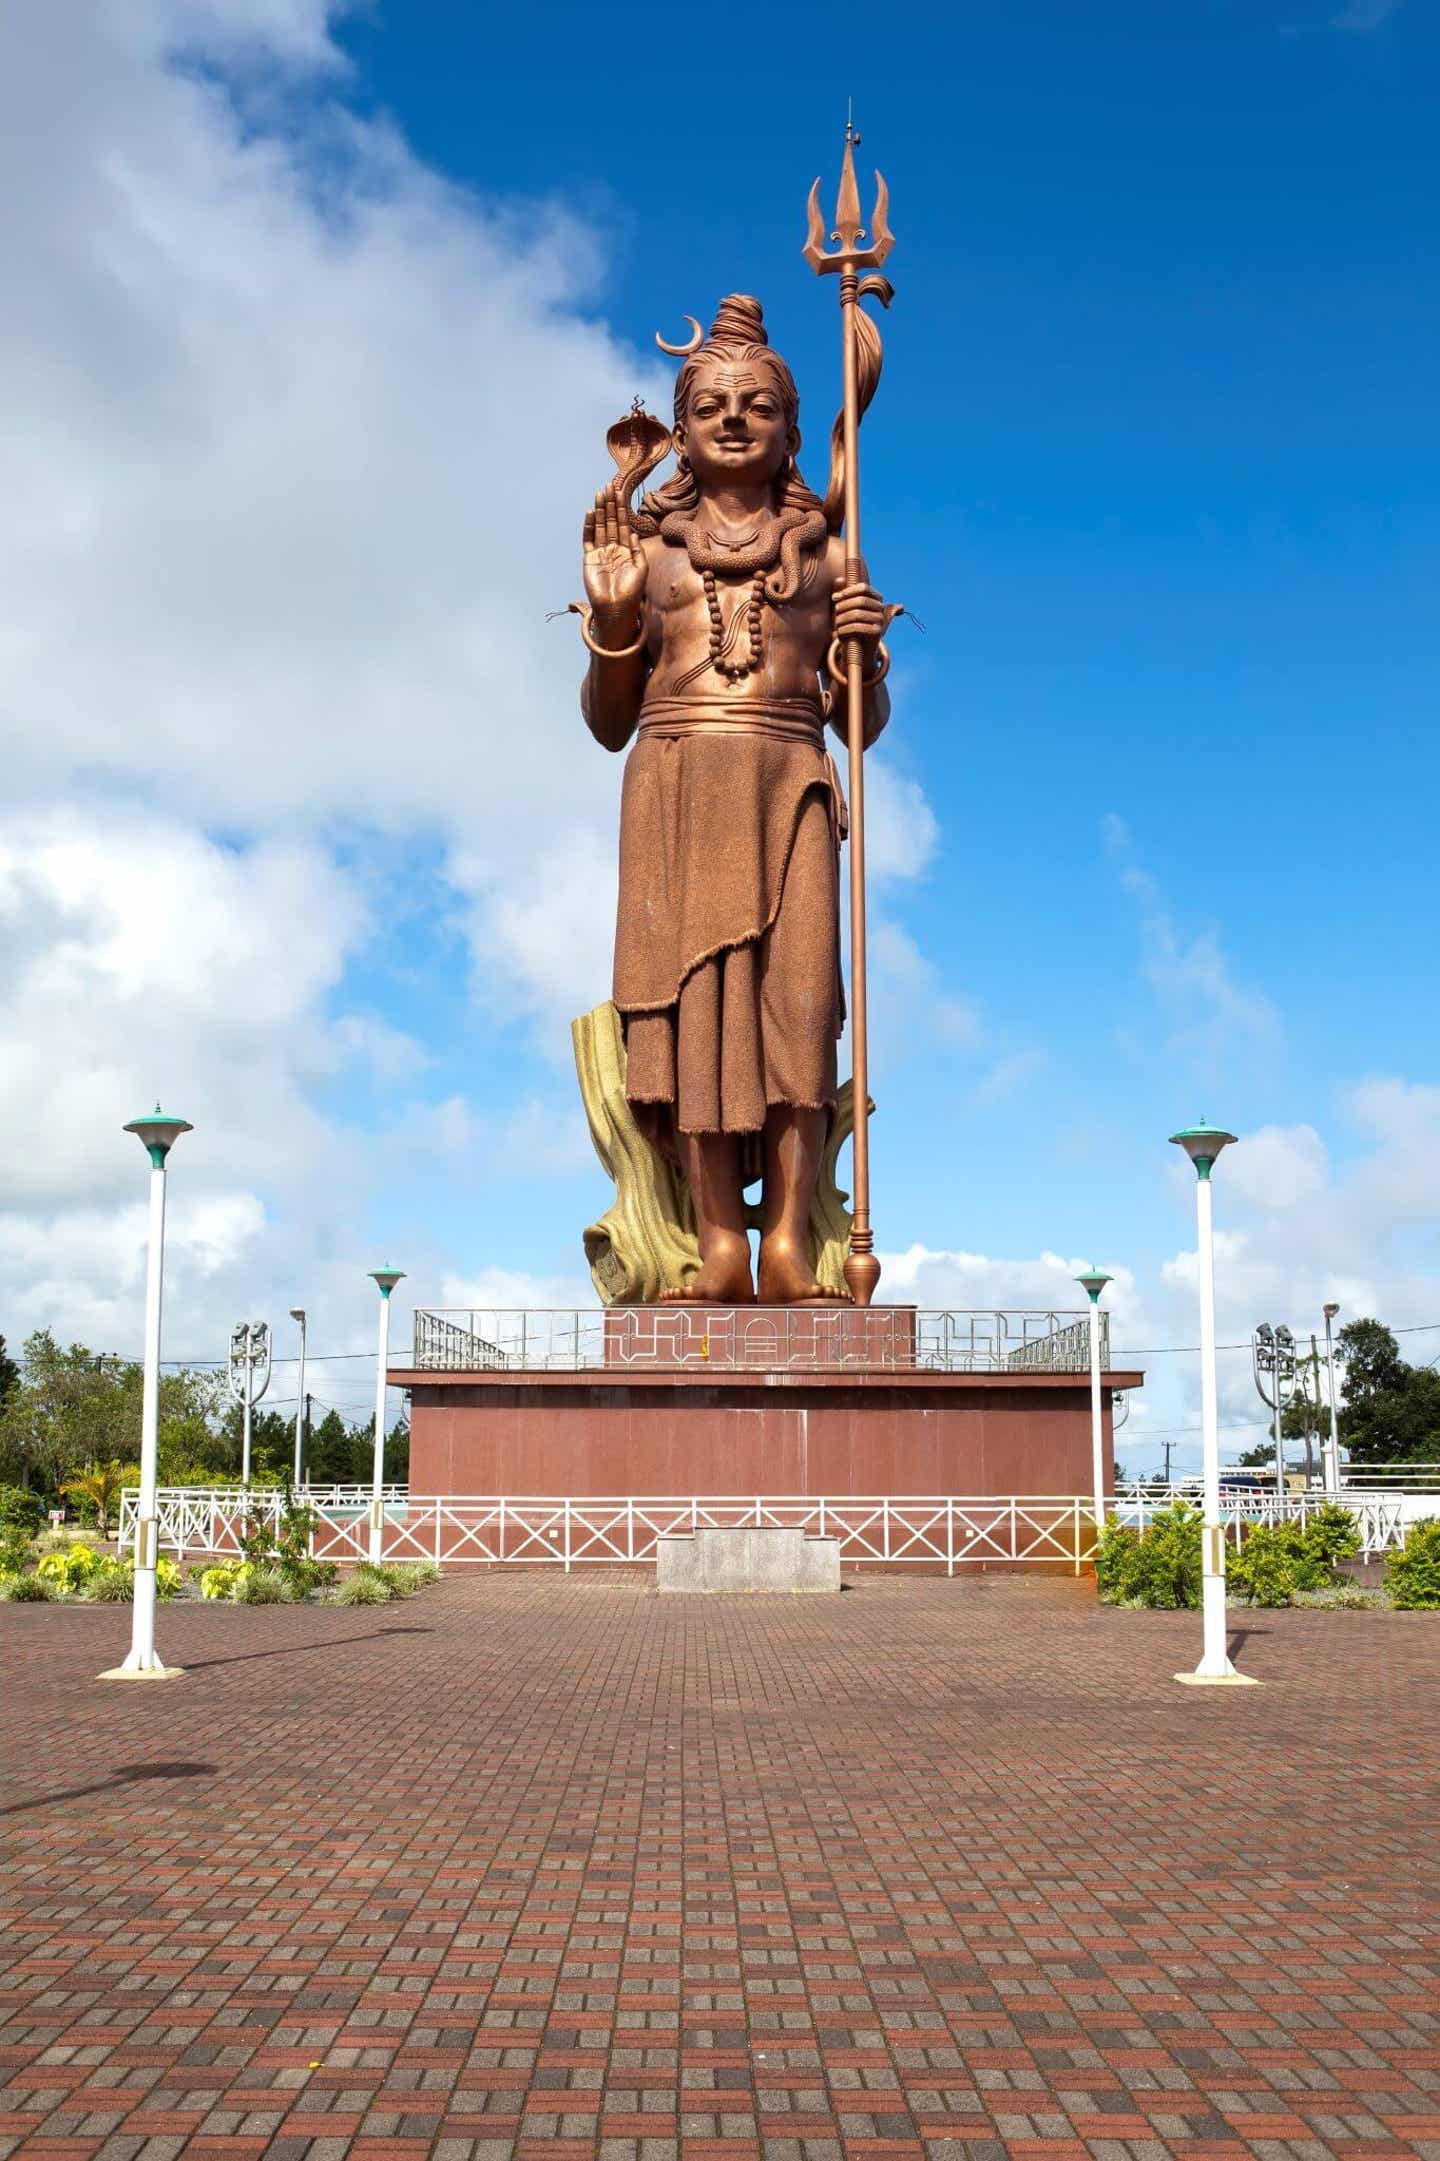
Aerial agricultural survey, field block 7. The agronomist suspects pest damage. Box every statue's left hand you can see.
[833,580,887,656]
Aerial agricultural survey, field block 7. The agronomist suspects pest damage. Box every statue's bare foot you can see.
[757,1234,852,1305]
[662,1236,755,1305]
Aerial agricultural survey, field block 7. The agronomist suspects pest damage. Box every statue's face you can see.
[679,355,796,493]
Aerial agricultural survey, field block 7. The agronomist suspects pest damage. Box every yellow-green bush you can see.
[36,1543,103,1593]
[1385,1519,1440,1609]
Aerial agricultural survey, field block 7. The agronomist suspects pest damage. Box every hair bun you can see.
[707,294,767,346]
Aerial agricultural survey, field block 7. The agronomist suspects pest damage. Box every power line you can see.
[67,1318,1440,1371]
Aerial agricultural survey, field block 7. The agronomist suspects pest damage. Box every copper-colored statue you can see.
[578,127,896,1307]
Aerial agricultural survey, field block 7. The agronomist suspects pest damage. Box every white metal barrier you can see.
[1111,1485,1414,1556]
[119,1484,1425,1571]
[123,1490,1101,1571]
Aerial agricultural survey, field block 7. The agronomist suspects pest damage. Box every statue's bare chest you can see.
[646,547,832,658]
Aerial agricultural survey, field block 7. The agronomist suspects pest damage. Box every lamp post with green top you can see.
[1075,1268,1111,1544]
[101,1106,192,1682]
[1169,1122,1257,1687]
[368,1268,405,1561]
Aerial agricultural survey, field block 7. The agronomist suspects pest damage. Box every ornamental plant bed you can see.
[1095,1502,1437,1612]
[0,1495,443,1608]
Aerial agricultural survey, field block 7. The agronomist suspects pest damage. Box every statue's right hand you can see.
[582,486,647,629]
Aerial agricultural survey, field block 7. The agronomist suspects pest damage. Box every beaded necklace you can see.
[700,567,766,682]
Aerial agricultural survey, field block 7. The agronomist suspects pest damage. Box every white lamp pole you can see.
[290,1307,307,1487]
[1170,1123,1258,1688]
[368,1268,404,1561]
[1322,1302,1342,1492]
[101,1106,192,1682]
[1076,1269,1112,1544]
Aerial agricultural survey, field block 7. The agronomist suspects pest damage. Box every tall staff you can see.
[805,120,895,1307]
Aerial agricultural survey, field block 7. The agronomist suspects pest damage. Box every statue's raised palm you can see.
[582,487,646,623]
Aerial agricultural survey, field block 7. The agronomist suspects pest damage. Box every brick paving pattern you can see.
[1,1574,1436,2160]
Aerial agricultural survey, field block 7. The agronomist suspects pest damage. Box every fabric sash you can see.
[638,694,826,750]
[636,695,846,840]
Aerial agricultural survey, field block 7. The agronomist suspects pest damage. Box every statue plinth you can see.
[601,1302,916,1371]
[397,1352,1145,1534]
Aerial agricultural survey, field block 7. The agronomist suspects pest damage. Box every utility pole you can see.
[289,1307,307,1487]
[1252,1323,1297,1506]
[1322,1303,1342,1490]
[1301,1335,1326,1487]
[228,1321,272,1484]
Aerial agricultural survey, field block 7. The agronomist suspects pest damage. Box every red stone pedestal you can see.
[395,1357,1144,1503]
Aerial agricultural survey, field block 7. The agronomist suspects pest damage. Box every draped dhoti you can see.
[613,696,845,1183]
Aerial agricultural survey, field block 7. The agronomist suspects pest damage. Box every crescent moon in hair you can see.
[655,315,703,358]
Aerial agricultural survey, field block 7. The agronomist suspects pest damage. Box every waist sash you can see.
[639,694,826,750]
[636,695,846,840]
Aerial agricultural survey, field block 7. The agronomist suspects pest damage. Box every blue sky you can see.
[2,0,1436,1463]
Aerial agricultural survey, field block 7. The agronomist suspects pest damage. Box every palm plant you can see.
[59,1459,128,1538]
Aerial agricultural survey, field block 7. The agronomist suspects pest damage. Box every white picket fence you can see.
[119,1484,1424,1573]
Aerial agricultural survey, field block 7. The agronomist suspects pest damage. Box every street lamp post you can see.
[1169,1122,1258,1688]
[101,1106,192,1682]
[228,1321,271,1483]
[368,1268,405,1562]
[1076,1269,1112,1546]
[289,1308,307,1487]
[1322,1302,1342,1491]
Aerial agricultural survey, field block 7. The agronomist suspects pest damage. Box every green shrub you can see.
[231,1564,296,1604]
[327,1571,394,1605]
[389,1559,440,1591]
[1292,1584,1386,1610]
[1228,1525,1307,1607]
[1385,1518,1440,1610]
[199,1561,241,1599]
[1229,1507,1363,1606]
[237,1498,333,1596]
[0,1571,54,1602]
[155,1557,184,1601]
[282,1555,338,1596]
[357,1561,412,1597]
[0,1486,45,1537]
[1303,1502,1363,1570]
[0,1528,34,1576]
[1096,1504,1202,1608]
[79,1559,136,1602]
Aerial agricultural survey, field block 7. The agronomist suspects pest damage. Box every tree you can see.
[0,1334,230,1494]
[60,1461,129,1537]
[1337,1318,1407,1401]
[0,1335,18,1416]
[307,1409,353,1485]
[1337,1318,1440,1468]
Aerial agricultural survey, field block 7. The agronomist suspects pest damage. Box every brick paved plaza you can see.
[2,1575,1436,2161]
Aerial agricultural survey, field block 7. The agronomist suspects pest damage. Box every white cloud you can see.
[865,758,939,885]
[865,920,983,1072]
[1329,0,1403,27]
[0,810,363,1208]
[1222,1122,1328,1213]
[968,1048,1048,1108]
[880,1244,1143,1328]
[1104,816,1280,1074]
[439,1264,597,1313]
[0,1,654,915]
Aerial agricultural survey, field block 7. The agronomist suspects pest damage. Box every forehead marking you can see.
[700,368,759,394]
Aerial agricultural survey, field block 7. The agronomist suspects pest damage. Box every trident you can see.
[805,117,895,1307]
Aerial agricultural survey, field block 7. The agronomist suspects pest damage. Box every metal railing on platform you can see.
[120,1480,1423,1571]
[406,1305,1110,1375]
